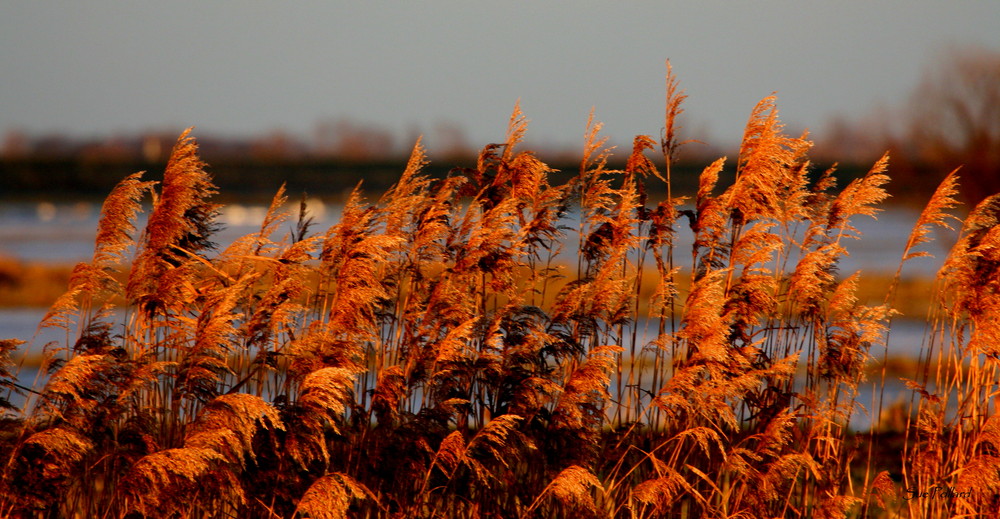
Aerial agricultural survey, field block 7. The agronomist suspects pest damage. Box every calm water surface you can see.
[0,200,953,274]
[0,200,950,422]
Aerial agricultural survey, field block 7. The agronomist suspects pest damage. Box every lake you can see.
[0,198,952,425]
[0,199,954,275]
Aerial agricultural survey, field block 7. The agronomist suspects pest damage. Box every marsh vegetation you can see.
[0,69,995,518]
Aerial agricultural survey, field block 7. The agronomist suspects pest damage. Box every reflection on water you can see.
[0,200,340,263]
[0,201,953,276]
[0,200,951,425]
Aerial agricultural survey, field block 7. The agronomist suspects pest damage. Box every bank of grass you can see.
[1,68,995,518]
[0,256,80,308]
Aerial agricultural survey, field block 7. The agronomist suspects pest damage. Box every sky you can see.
[3,2,999,152]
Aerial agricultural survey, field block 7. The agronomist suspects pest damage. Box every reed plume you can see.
[1,67,988,519]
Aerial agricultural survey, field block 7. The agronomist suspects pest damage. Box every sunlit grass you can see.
[0,68,990,518]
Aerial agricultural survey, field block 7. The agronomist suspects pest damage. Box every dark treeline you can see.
[2,153,884,204]
[5,47,997,206]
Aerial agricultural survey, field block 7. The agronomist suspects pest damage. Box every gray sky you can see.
[3,2,999,151]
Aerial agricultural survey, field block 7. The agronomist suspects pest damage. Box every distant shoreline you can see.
[1,156,938,205]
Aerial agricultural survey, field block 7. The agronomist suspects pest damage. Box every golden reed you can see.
[0,65,988,518]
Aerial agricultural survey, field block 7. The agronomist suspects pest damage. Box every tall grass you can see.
[0,68,990,518]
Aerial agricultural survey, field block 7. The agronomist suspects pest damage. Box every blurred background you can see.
[2,2,998,202]
[0,2,998,305]
[1,2,998,403]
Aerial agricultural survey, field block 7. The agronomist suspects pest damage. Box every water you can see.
[1,306,931,425]
[0,200,953,273]
[0,200,949,350]
[0,199,340,263]
[0,199,950,424]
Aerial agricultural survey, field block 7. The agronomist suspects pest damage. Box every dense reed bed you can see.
[0,70,994,518]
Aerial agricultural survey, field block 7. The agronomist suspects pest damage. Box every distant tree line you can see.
[0,151,716,203]
[890,46,1000,205]
[3,47,995,205]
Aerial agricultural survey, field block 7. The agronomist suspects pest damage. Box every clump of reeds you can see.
[898,177,1000,518]
[0,65,987,518]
